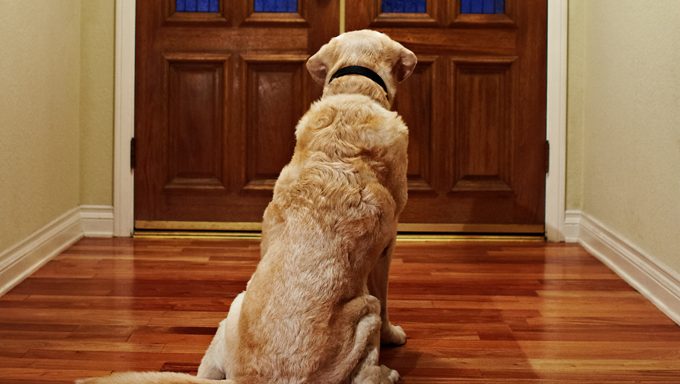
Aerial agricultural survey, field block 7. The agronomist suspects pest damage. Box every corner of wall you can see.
[79,0,115,207]
[0,205,114,296]
[0,208,83,296]
[565,0,586,212]
[577,212,680,325]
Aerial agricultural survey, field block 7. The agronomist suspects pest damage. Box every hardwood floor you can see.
[0,238,679,383]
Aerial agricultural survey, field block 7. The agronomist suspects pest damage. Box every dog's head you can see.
[306,30,417,105]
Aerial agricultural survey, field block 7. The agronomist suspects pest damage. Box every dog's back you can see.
[231,92,408,383]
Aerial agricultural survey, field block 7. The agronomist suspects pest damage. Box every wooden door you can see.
[135,0,547,234]
[134,0,338,229]
[347,0,547,233]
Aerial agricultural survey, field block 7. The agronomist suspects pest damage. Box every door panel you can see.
[396,56,437,193]
[164,53,229,193]
[134,0,338,227]
[242,55,307,191]
[347,0,547,232]
[135,0,546,233]
[452,57,514,193]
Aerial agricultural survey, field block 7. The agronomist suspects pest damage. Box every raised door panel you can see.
[393,57,439,193]
[451,57,514,193]
[242,55,308,191]
[164,53,230,193]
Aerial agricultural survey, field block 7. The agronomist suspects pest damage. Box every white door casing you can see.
[114,0,569,240]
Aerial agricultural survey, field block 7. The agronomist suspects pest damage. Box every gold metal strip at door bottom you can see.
[134,221,545,242]
[136,220,261,231]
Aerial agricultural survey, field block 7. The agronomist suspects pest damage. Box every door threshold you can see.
[135,220,545,234]
[134,220,545,242]
[134,229,544,243]
[134,230,262,240]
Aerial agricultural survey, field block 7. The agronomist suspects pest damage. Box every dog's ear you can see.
[306,45,330,84]
[393,46,417,83]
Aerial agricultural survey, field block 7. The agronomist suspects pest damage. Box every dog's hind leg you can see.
[367,239,406,346]
[349,306,399,384]
[327,295,399,383]
[353,364,400,384]
[198,292,245,379]
[197,319,227,379]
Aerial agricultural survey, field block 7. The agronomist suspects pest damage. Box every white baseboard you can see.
[0,205,115,296]
[0,207,84,296]
[565,210,680,325]
[562,210,581,243]
[81,205,114,237]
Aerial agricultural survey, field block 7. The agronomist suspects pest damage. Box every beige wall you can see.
[566,0,585,210]
[0,0,114,252]
[567,1,680,272]
[80,0,115,206]
[0,1,82,251]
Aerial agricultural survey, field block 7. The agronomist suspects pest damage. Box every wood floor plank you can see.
[0,238,679,383]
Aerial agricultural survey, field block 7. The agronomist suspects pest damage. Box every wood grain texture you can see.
[137,0,548,232]
[347,0,548,228]
[134,0,336,224]
[0,238,679,383]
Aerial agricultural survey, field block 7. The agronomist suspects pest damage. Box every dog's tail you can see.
[75,371,237,384]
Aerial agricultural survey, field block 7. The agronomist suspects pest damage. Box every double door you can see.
[135,0,547,234]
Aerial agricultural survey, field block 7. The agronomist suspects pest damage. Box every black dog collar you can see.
[329,66,388,95]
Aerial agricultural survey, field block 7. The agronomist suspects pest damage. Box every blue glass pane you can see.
[254,0,297,13]
[176,0,219,12]
[460,0,504,14]
[382,0,427,13]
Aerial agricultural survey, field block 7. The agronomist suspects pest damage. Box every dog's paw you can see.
[381,323,406,346]
[380,365,400,383]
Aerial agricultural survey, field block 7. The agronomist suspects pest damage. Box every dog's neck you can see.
[322,72,392,109]
[331,66,388,94]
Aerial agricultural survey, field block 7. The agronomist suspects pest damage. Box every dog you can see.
[78,29,416,384]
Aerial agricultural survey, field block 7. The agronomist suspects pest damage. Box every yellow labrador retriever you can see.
[78,29,416,384]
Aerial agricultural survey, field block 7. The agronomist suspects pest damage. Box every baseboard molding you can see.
[0,205,115,296]
[565,210,680,325]
[81,205,114,237]
[0,207,84,296]
[562,210,581,242]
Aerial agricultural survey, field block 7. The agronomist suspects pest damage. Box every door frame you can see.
[113,0,135,237]
[114,0,569,240]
